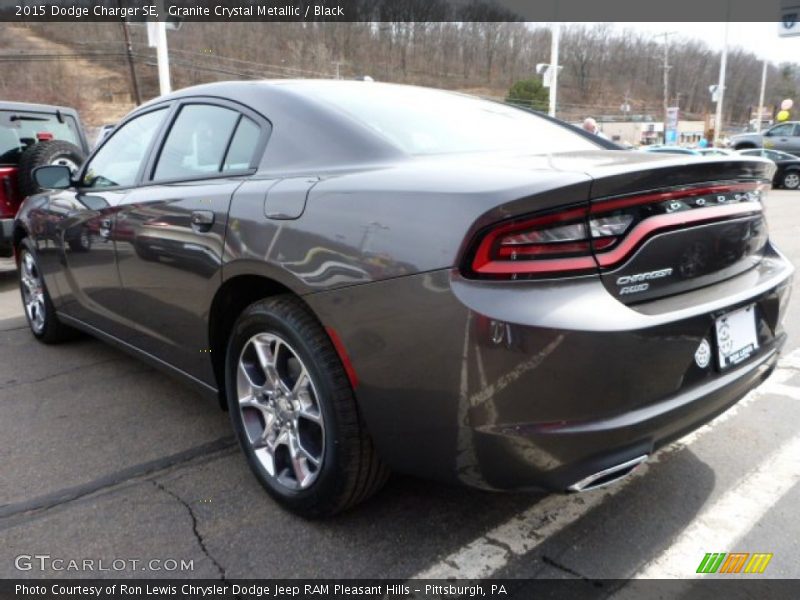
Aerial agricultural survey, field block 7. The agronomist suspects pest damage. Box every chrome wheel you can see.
[20,250,46,334]
[51,156,80,173]
[784,172,800,189]
[236,332,325,490]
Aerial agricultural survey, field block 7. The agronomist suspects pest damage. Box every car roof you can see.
[0,100,81,116]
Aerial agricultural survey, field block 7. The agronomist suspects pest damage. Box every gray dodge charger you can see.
[13,81,794,516]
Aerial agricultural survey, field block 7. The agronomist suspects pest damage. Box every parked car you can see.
[0,101,89,257]
[729,121,800,154]
[642,145,700,155]
[697,148,734,156]
[737,148,800,189]
[13,81,793,516]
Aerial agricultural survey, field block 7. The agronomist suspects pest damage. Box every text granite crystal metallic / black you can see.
[12,80,794,516]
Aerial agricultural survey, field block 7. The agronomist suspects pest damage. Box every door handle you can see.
[190,210,215,232]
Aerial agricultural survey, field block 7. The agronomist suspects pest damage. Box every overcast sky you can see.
[612,22,800,63]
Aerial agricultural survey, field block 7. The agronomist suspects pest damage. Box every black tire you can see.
[225,295,389,517]
[734,143,756,151]
[17,140,86,198]
[781,170,800,190]
[17,238,78,343]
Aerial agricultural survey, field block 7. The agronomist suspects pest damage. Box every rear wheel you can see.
[782,170,800,190]
[17,239,77,343]
[225,295,389,517]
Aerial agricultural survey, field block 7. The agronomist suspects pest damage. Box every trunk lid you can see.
[568,152,773,304]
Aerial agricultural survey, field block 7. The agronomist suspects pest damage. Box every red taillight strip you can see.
[594,203,762,267]
[472,255,597,275]
[471,205,588,273]
[590,182,761,214]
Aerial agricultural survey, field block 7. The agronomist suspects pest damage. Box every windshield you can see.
[311,85,601,155]
[0,110,81,164]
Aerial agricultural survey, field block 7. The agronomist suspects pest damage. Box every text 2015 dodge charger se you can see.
[13,81,793,516]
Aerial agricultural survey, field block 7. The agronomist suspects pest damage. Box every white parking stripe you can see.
[763,382,800,400]
[632,432,800,579]
[413,348,800,580]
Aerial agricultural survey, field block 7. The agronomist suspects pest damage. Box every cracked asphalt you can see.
[1,190,799,581]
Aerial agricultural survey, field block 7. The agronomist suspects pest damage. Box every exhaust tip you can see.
[567,454,648,493]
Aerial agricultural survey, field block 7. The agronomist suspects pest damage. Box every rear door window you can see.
[153,104,244,181]
[0,110,81,164]
[222,116,260,172]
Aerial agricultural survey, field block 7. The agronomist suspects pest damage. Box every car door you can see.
[111,101,267,384]
[48,106,170,334]
[763,122,797,153]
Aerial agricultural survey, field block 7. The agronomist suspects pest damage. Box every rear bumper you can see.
[472,340,783,491]
[306,243,794,491]
[0,218,13,257]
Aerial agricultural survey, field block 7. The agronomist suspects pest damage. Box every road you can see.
[1,190,799,583]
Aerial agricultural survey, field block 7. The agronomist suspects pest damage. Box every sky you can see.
[615,22,800,63]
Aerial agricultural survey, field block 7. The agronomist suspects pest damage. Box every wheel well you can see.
[12,225,27,262]
[208,275,295,407]
[735,143,755,150]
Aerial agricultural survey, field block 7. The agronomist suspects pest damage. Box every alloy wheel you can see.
[51,156,80,173]
[236,332,325,490]
[20,251,46,334]
[784,172,800,189]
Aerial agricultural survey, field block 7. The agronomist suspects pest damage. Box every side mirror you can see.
[33,165,73,190]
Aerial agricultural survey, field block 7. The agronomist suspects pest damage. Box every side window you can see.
[82,108,167,189]
[769,123,794,137]
[222,116,260,172]
[153,104,240,181]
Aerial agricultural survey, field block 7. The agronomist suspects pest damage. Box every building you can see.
[595,119,706,147]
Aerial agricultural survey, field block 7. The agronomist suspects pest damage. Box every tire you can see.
[782,170,800,190]
[225,295,389,517]
[17,238,78,343]
[17,140,86,198]
[734,143,755,151]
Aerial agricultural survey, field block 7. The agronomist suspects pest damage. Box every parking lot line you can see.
[413,348,800,580]
[631,431,800,579]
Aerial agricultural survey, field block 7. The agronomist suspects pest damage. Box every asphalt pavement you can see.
[1,190,800,583]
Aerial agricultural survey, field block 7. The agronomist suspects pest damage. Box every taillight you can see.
[464,181,768,280]
[0,167,19,219]
[469,205,597,277]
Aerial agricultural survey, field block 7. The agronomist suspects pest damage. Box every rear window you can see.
[0,110,82,164]
[310,84,600,155]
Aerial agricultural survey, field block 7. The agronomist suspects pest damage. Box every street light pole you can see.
[756,58,768,134]
[155,20,171,96]
[548,22,560,118]
[713,20,730,146]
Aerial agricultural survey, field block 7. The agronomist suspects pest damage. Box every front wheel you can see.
[225,295,389,517]
[782,170,800,190]
[18,239,77,343]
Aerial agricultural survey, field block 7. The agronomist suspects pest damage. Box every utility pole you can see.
[548,22,560,118]
[660,32,675,144]
[756,58,768,134]
[119,6,140,105]
[713,20,730,147]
